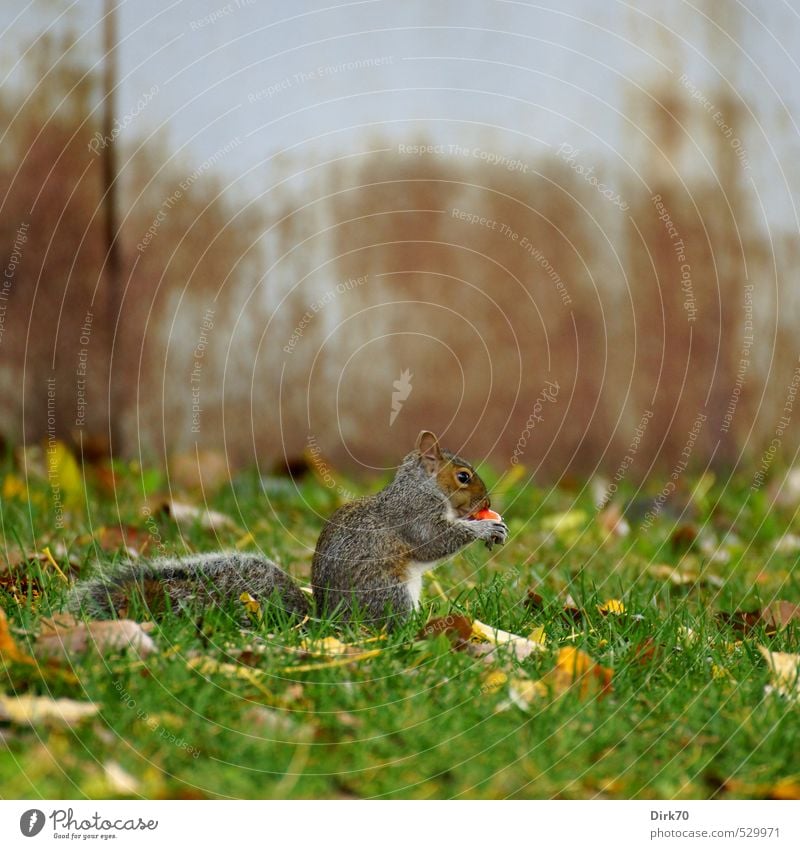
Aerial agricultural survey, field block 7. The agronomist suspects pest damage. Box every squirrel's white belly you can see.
[404,561,431,609]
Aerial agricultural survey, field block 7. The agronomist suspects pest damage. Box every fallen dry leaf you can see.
[239,592,262,624]
[0,694,99,727]
[631,637,668,667]
[34,619,157,659]
[0,608,35,665]
[597,503,630,538]
[93,525,151,558]
[188,655,272,697]
[759,645,800,702]
[528,626,547,644]
[507,677,549,708]
[541,509,588,544]
[471,618,546,661]
[598,599,626,615]
[103,761,142,795]
[765,601,800,629]
[418,615,473,649]
[541,647,613,700]
[298,636,372,657]
[671,524,700,553]
[480,669,508,695]
[718,601,800,635]
[525,589,545,611]
[768,778,800,800]
[161,500,237,532]
[773,533,800,554]
[649,563,723,589]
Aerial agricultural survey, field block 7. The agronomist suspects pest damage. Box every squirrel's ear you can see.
[416,430,442,472]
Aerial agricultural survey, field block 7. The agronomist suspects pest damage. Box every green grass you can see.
[1,458,799,799]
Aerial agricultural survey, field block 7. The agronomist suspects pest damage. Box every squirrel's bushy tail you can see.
[69,553,311,620]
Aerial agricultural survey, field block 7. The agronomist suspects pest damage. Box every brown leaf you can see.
[524,589,545,612]
[525,590,585,623]
[597,503,630,538]
[94,525,151,557]
[631,638,667,667]
[671,524,699,553]
[418,615,473,649]
[716,610,763,634]
[718,600,800,635]
[34,619,157,659]
[765,601,800,630]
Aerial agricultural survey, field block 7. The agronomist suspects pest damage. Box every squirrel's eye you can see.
[456,470,471,484]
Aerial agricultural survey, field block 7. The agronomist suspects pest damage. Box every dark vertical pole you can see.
[102,0,122,455]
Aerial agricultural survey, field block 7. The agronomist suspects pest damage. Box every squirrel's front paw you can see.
[467,518,508,549]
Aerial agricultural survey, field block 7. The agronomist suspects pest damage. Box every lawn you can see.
[1,454,799,799]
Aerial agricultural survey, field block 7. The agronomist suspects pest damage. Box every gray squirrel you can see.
[71,431,508,629]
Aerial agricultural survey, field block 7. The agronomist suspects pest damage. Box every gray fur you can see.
[70,552,311,620]
[311,446,506,629]
[70,436,507,630]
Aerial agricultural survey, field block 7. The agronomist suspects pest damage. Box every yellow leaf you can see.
[770,778,800,800]
[598,599,626,615]
[711,664,732,680]
[2,474,27,500]
[235,531,255,549]
[298,636,362,657]
[187,656,272,697]
[46,441,83,505]
[283,649,382,673]
[507,677,548,709]
[239,592,262,623]
[0,694,98,726]
[472,618,546,660]
[541,510,587,534]
[481,670,508,695]
[527,626,547,645]
[542,647,613,699]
